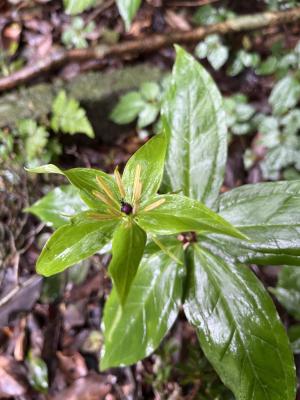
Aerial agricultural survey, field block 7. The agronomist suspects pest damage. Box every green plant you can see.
[110,81,161,129]
[244,74,300,179]
[195,34,229,71]
[27,47,298,399]
[62,17,95,49]
[224,93,256,138]
[0,91,94,167]
[271,266,300,355]
[271,265,300,320]
[51,90,94,138]
[116,0,142,31]
[63,0,96,15]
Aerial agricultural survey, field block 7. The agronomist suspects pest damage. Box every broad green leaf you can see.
[101,247,184,369]
[217,181,300,257]
[137,103,159,128]
[162,46,227,207]
[37,213,117,276]
[140,82,160,101]
[27,351,48,393]
[122,133,167,204]
[201,235,300,267]
[196,35,229,71]
[270,266,300,320]
[269,76,300,116]
[63,0,96,15]
[110,92,145,124]
[260,146,300,181]
[116,0,142,31]
[51,90,94,138]
[109,220,146,304]
[183,245,296,400]
[256,56,278,75]
[27,164,119,211]
[282,109,300,136]
[25,185,87,228]
[137,194,246,240]
[208,43,229,71]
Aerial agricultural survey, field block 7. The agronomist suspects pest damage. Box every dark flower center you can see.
[121,201,133,215]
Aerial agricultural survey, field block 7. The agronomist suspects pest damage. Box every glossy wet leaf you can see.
[195,35,229,70]
[269,76,300,116]
[25,185,87,228]
[270,266,300,320]
[183,245,296,400]
[122,133,167,205]
[27,351,48,393]
[116,0,142,30]
[201,235,300,267]
[101,248,184,369]
[217,181,300,257]
[137,194,246,240]
[27,164,119,211]
[109,221,146,304]
[37,214,117,276]
[162,46,227,207]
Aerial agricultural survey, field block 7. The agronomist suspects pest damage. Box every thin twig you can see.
[1,7,300,92]
[166,0,219,6]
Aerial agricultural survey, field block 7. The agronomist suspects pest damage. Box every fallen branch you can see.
[1,7,300,92]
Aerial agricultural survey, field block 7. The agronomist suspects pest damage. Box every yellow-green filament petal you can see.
[107,208,122,217]
[132,164,142,206]
[87,212,115,221]
[114,166,126,199]
[133,180,143,214]
[92,190,117,209]
[96,176,119,207]
[143,198,166,212]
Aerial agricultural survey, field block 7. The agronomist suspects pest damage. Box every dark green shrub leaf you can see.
[162,46,227,207]
[109,221,146,304]
[25,185,87,228]
[101,247,184,369]
[183,246,296,400]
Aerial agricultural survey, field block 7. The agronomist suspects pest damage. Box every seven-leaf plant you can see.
[27,46,297,400]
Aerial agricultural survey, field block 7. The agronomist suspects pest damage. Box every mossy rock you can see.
[0,65,164,143]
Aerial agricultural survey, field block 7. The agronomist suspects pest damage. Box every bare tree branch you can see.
[1,7,300,92]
